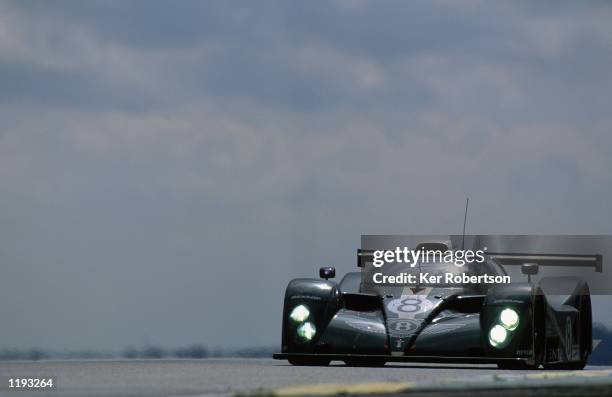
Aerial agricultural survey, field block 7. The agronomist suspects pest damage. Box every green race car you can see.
[274,241,601,369]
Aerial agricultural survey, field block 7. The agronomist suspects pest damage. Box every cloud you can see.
[0,1,611,349]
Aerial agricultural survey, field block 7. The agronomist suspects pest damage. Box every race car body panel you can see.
[317,290,483,357]
[318,309,387,354]
[412,314,482,356]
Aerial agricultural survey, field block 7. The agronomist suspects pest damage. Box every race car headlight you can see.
[499,308,519,331]
[289,305,310,322]
[488,324,508,348]
[296,322,316,341]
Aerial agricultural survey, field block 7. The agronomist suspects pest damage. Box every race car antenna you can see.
[461,197,469,250]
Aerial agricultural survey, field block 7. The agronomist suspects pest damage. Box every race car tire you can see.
[497,361,538,370]
[544,361,587,370]
[288,357,330,366]
[344,358,386,367]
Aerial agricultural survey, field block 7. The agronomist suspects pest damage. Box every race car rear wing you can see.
[486,252,603,272]
[357,243,454,268]
[357,249,374,268]
[357,249,603,272]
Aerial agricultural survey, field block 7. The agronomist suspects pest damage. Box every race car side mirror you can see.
[521,263,539,283]
[319,267,335,280]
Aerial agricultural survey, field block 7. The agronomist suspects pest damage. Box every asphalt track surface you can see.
[0,358,610,397]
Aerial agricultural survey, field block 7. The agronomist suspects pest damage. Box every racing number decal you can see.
[391,319,416,332]
[397,298,421,313]
[387,319,418,336]
[394,320,413,331]
[386,288,435,349]
[386,291,434,319]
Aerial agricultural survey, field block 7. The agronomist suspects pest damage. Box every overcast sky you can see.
[1,1,611,350]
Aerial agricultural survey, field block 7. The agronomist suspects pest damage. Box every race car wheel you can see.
[547,360,587,370]
[344,358,386,367]
[497,361,537,370]
[288,358,330,366]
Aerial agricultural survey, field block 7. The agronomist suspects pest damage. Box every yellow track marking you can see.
[272,382,413,396]
[258,370,612,397]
